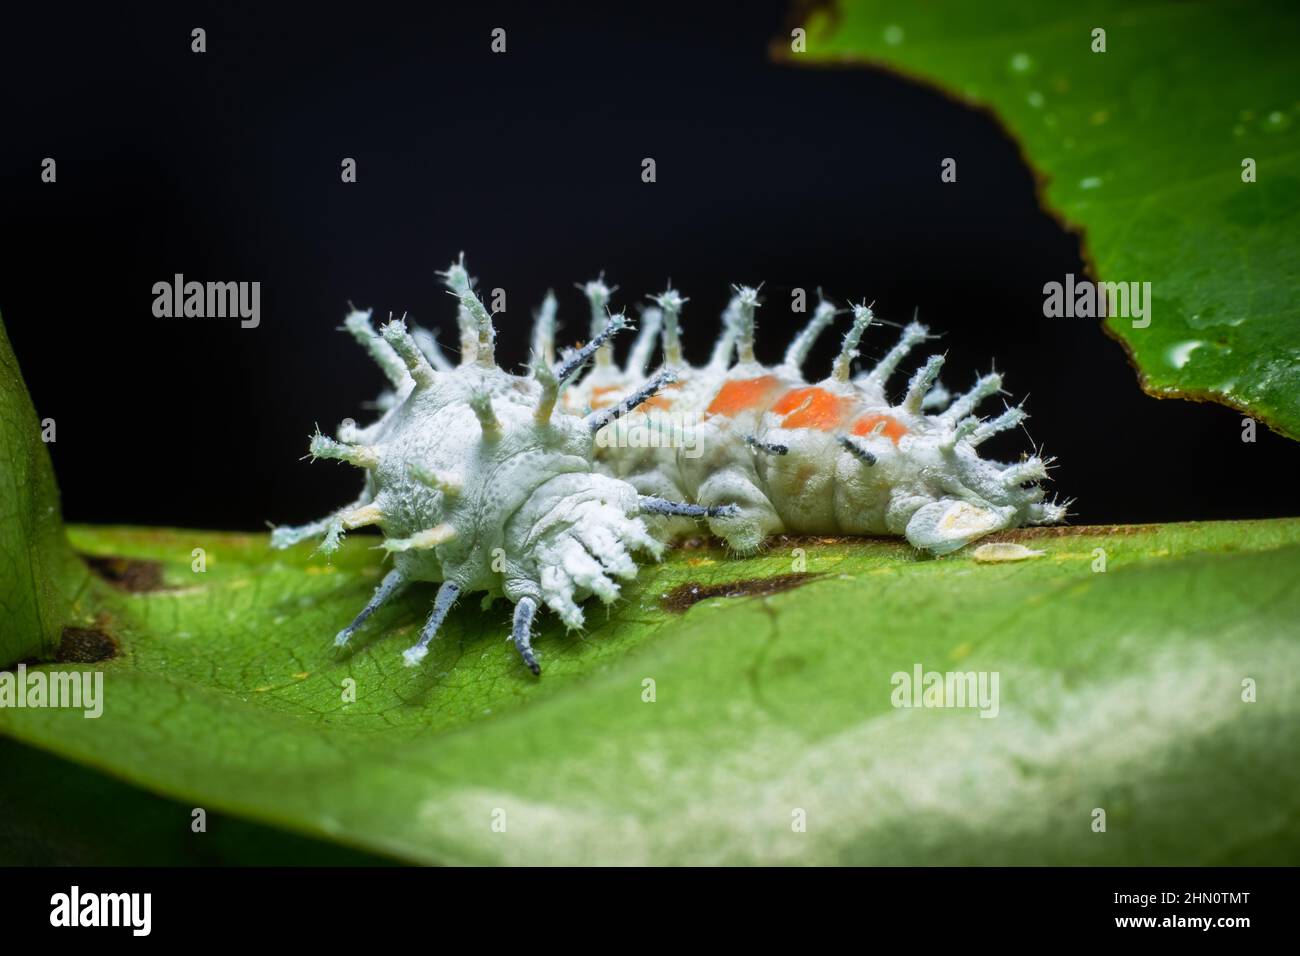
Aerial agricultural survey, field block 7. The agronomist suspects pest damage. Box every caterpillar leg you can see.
[511,596,541,675]
[904,498,1014,556]
[335,568,409,647]
[693,468,783,553]
[402,581,462,667]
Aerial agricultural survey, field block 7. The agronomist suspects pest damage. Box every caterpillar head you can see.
[274,266,693,673]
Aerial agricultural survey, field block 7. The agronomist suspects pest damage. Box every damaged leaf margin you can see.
[780,0,1300,439]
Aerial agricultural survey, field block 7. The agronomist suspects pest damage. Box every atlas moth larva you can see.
[272,254,1068,675]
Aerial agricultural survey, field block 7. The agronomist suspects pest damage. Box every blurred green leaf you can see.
[0,315,89,664]
[789,0,1300,438]
[0,736,392,866]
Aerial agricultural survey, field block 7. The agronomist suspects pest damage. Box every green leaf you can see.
[788,0,1300,438]
[0,315,90,664]
[2,520,1298,864]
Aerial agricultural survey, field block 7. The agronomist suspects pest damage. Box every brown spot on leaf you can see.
[81,554,168,592]
[56,626,117,663]
[661,573,822,613]
[984,523,1151,542]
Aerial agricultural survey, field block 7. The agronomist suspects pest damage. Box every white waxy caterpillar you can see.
[274,255,1068,674]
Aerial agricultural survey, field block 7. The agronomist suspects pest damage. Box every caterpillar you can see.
[272,255,1067,674]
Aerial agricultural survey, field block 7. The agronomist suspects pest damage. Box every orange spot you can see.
[852,414,908,444]
[772,387,849,431]
[589,385,622,410]
[706,375,781,417]
[637,381,683,412]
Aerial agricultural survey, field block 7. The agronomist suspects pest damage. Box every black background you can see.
[3,862,1287,939]
[3,0,1296,531]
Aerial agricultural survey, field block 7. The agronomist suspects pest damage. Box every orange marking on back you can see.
[706,375,781,417]
[588,385,622,410]
[852,414,908,444]
[772,386,849,431]
[639,386,679,412]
